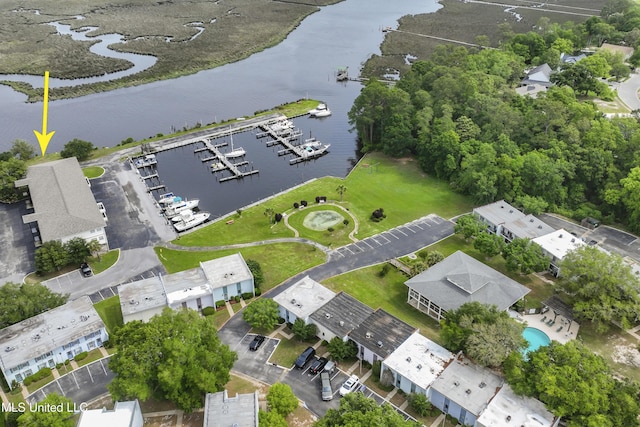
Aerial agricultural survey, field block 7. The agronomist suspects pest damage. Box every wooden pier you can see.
[141,173,159,180]
[196,139,259,182]
[258,122,330,164]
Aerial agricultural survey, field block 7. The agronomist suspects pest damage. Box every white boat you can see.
[211,161,224,170]
[133,154,157,168]
[224,126,245,158]
[171,209,195,222]
[301,137,322,150]
[165,199,200,218]
[174,211,211,232]
[270,120,295,135]
[158,192,175,205]
[309,103,331,117]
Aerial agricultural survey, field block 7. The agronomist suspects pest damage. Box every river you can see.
[0,0,440,217]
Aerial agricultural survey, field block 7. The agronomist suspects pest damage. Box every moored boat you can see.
[309,103,331,117]
[173,211,211,232]
[165,199,200,218]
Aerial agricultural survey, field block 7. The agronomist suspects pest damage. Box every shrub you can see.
[343,219,349,226]
[362,360,372,369]
[327,227,334,232]
[64,360,70,366]
[23,368,52,386]
[275,213,283,222]
[202,306,216,316]
[315,196,320,203]
[408,393,433,417]
[234,295,241,303]
[255,289,262,296]
[215,300,226,308]
[278,317,286,324]
[103,340,113,349]
[74,351,88,362]
[293,202,299,209]
[242,292,254,300]
[372,360,382,378]
[378,264,390,277]
[55,363,63,370]
[236,209,242,217]
[301,200,308,207]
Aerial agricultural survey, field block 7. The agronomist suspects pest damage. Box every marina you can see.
[257,120,330,165]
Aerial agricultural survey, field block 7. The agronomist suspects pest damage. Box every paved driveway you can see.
[0,201,35,284]
[618,71,640,111]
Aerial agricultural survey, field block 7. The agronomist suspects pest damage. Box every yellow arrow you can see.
[33,71,55,156]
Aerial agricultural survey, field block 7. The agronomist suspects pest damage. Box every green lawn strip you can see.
[175,153,472,247]
[6,389,25,406]
[225,374,264,395]
[26,373,54,394]
[425,235,554,309]
[24,264,78,284]
[322,266,442,344]
[94,296,124,336]
[76,349,105,367]
[82,166,105,179]
[269,336,317,368]
[88,249,119,275]
[578,322,640,383]
[155,243,325,292]
[286,205,354,247]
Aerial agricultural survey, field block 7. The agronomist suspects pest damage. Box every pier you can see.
[258,121,330,164]
[197,139,259,182]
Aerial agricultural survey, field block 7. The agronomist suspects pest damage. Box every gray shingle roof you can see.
[348,309,416,359]
[309,292,373,338]
[15,158,104,242]
[405,251,530,312]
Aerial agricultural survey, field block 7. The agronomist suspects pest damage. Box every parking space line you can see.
[404,226,417,233]
[361,240,375,249]
[56,379,65,395]
[71,371,80,389]
[369,236,383,246]
[395,228,408,236]
[386,231,400,240]
[87,366,94,383]
[378,234,391,243]
[353,243,366,252]
[412,222,424,230]
[99,359,108,375]
[332,250,345,258]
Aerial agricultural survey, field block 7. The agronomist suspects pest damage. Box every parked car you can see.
[321,372,333,401]
[339,374,359,396]
[294,346,316,369]
[249,335,266,351]
[323,360,336,374]
[309,357,328,374]
[80,263,93,277]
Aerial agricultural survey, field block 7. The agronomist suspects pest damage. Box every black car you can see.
[309,357,328,374]
[80,263,93,277]
[294,346,316,369]
[249,335,266,351]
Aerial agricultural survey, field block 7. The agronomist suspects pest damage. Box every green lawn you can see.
[322,266,442,344]
[207,309,231,330]
[286,204,355,247]
[155,242,325,291]
[26,373,54,394]
[269,336,318,368]
[88,249,119,275]
[82,166,105,179]
[94,296,124,336]
[76,349,105,367]
[173,153,472,247]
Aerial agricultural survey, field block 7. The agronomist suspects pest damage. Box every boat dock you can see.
[197,139,259,182]
[257,121,330,164]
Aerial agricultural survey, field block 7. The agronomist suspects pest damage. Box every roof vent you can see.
[291,299,296,304]
[430,368,435,373]
[506,415,511,422]
[377,341,383,348]
[325,313,331,319]
[417,364,422,370]
[406,357,412,362]
[571,238,575,242]
[559,234,563,238]
[509,209,513,213]
[529,218,534,222]
[454,381,460,386]
[296,303,302,308]
[4,346,15,352]
[365,332,372,339]
[130,299,136,305]
[339,321,344,327]
[465,389,472,394]
[538,225,542,229]
[479,382,486,388]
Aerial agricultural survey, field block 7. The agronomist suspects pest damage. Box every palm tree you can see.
[336,184,347,202]
[87,239,102,261]
[264,207,275,224]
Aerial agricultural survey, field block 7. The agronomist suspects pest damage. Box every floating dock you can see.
[258,121,330,164]
[196,139,258,182]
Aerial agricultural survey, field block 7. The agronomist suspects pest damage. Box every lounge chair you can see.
[546,319,554,326]
[556,326,563,333]
[540,316,547,322]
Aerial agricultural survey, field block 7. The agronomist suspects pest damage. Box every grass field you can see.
[175,153,472,247]
[155,242,325,291]
[82,166,105,179]
[286,205,355,247]
[94,296,124,335]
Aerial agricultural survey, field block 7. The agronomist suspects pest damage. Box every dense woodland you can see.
[349,0,640,232]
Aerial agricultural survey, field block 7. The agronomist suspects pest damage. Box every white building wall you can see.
[212,278,254,301]
[311,322,338,342]
[123,307,165,324]
[60,228,108,248]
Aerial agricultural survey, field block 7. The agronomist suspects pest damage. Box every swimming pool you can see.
[522,327,551,354]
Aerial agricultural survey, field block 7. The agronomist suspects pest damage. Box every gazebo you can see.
[543,295,575,332]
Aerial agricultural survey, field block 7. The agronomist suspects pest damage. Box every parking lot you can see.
[0,200,35,284]
[27,357,115,405]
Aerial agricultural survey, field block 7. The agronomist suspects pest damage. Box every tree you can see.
[34,240,70,274]
[291,318,317,341]
[465,318,526,367]
[316,392,419,427]
[327,337,357,362]
[0,283,68,329]
[559,246,640,332]
[336,184,347,202]
[515,194,548,215]
[63,237,90,264]
[425,250,444,267]
[86,239,102,261]
[502,237,548,274]
[0,157,27,202]
[17,393,74,427]
[407,393,433,417]
[108,308,236,412]
[504,341,639,424]
[60,138,95,161]
[242,298,280,330]
[473,232,504,258]
[245,259,264,288]
[266,382,299,417]
[10,139,35,160]
[259,410,288,427]
[264,207,275,224]
[453,214,485,240]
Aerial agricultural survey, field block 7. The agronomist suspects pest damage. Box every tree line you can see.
[348,1,640,233]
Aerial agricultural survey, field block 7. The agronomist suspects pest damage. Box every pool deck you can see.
[521,313,579,345]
